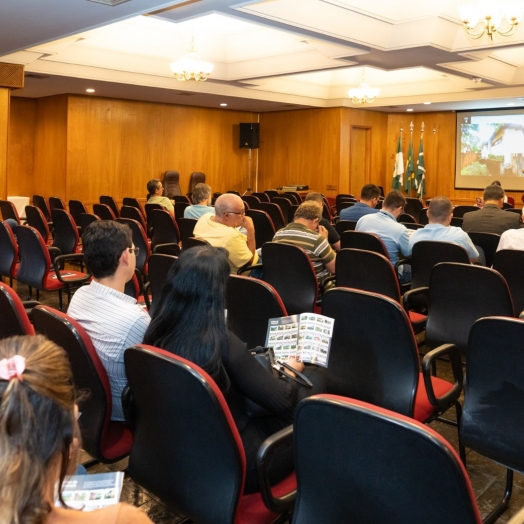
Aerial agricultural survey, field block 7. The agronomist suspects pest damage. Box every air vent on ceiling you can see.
[388,106,400,109]
[25,73,49,80]
[86,0,131,6]
[176,92,197,96]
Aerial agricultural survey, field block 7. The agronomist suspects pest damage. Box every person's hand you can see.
[318,225,328,238]
[242,215,255,234]
[286,355,305,374]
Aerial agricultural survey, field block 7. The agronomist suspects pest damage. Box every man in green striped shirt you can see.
[273,202,336,283]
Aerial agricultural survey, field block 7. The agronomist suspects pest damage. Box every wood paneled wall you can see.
[0,88,9,200]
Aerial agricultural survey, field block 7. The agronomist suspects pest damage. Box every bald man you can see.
[193,193,258,273]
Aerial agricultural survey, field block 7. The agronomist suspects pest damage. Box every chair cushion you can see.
[237,472,296,524]
[44,270,87,290]
[408,311,426,323]
[100,421,133,461]
[414,373,454,422]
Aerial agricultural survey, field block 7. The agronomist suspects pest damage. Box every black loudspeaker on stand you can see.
[239,123,259,149]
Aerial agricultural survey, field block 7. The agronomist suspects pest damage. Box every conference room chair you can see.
[252,192,270,203]
[403,222,424,230]
[163,170,182,197]
[241,242,318,316]
[276,194,296,205]
[241,195,261,209]
[188,171,206,195]
[422,262,514,357]
[25,205,52,245]
[181,237,209,251]
[404,197,423,222]
[272,197,292,225]
[258,202,285,231]
[144,202,164,235]
[284,191,302,204]
[292,396,482,524]
[493,249,524,316]
[419,207,429,224]
[32,305,132,465]
[48,196,66,211]
[174,201,190,222]
[177,217,198,248]
[340,230,389,258]
[321,201,332,222]
[16,225,90,310]
[116,218,150,277]
[99,195,120,218]
[264,190,280,200]
[450,217,464,228]
[0,282,36,339]
[123,268,148,309]
[502,202,514,210]
[0,221,19,286]
[78,213,100,232]
[335,193,356,204]
[150,209,180,252]
[335,220,357,235]
[92,203,116,221]
[68,199,89,228]
[0,199,21,225]
[397,212,417,224]
[143,253,178,316]
[120,205,148,235]
[335,200,355,215]
[461,317,524,524]
[466,231,500,267]
[124,345,295,524]
[322,287,462,426]
[288,204,299,224]
[51,209,82,255]
[226,274,287,348]
[453,205,479,218]
[332,248,426,333]
[122,197,145,217]
[33,194,52,224]
[173,195,191,205]
[505,207,522,216]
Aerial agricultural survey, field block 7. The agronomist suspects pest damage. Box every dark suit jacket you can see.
[462,204,521,235]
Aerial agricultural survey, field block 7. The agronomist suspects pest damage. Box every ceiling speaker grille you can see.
[86,0,131,6]
[0,63,24,89]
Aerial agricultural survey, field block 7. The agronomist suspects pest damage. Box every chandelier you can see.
[459,2,523,40]
[170,37,214,82]
[348,71,379,105]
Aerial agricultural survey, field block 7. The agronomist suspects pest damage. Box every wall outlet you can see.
[326,185,337,191]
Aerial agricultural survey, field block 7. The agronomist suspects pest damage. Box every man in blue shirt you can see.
[356,190,411,281]
[409,196,480,263]
[339,184,380,222]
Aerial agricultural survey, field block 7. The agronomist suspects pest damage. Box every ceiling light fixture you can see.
[407,108,414,112]
[459,2,523,40]
[170,36,214,82]
[220,103,227,107]
[423,102,431,105]
[348,69,379,105]
[86,88,95,93]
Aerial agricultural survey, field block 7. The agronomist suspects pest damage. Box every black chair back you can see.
[99,195,120,218]
[177,218,198,247]
[49,196,66,211]
[25,205,50,243]
[336,201,355,215]
[450,217,463,228]
[146,253,178,316]
[116,218,149,275]
[68,200,88,226]
[505,207,522,215]
[293,396,482,524]
[227,275,287,348]
[150,209,179,252]
[164,170,182,197]
[272,197,292,225]
[453,205,479,218]
[264,190,279,199]
[120,205,147,233]
[174,201,190,222]
[182,237,209,251]
[173,195,191,205]
[493,249,524,315]
[397,212,416,224]
[79,213,100,231]
[258,202,285,231]
[0,221,18,282]
[288,204,299,224]
[241,195,260,209]
[284,192,301,205]
[0,282,35,339]
[403,197,423,220]
[122,197,144,217]
[466,231,500,267]
[252,192,270,203]
[335,220,357,235]
[262,242,318,315]
[410,240,470,289]
[16,225,52,290]
[425,262,514,354]
[33,195,52,222]
[245,209,275,249]
[93,203,116,221]
[32,305,132,463]
[419,207,429,224]
[51,208,80,255]
[340,231,388,257]
[0,200,20,224]
[335,194,355,205]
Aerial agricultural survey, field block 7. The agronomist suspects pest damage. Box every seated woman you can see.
[0,335,152,524]
[143,245,323,493]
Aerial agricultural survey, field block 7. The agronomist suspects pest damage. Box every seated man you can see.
[273,202,336,283]
[67,221,151,421]
[147,178,175,217]
[304,192,340,251]
[356,189,411,281]
[463,184,521,235]
[184,183,214,219]
[409,196,479,263]
[339,184,381,222]
[193,193,258,273]
[497,227,524,251]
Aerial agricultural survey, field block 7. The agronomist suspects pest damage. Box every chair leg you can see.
[36,289,40,301]
[58,289,63,311]
[483,469,513,524]
[26,286,33,301]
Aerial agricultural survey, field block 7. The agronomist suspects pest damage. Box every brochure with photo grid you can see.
[265,313,334,367]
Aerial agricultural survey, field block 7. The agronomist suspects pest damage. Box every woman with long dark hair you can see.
[143,245,316,493]
[0,335,152,524]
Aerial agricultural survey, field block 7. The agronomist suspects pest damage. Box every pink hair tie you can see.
[0,355,26,382]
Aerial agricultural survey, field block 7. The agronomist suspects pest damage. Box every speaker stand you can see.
[242,148,253,196]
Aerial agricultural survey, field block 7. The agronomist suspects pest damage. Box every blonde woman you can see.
[0,335,152,524]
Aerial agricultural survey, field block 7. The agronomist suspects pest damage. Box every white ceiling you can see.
[2,0,524,112]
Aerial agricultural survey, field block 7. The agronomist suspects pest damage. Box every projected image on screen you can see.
[455,109,524,191]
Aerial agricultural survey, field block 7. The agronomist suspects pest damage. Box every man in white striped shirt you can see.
[68,221,150,421]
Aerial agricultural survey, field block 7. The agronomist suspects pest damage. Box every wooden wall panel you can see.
[258,108,342,197]
[33,95,68,200]
[0,88,9,200]
[7,98,36,198]
[66,96,255,204]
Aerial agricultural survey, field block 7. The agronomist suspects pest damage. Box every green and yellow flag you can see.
[416,133,426,198]
[404,135,415,193]
[392,133,404,190]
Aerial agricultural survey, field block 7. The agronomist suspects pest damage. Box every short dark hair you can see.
[147,179,161,195]
[294,202,322,221]
[483,184,504,201]
[361,184,381,201]
[383,190,406,210]
[305,192,324,204]
[192,183,211,204]
[428,196,453,223]
[82,221,132,279]
[491,180,502,187]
